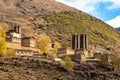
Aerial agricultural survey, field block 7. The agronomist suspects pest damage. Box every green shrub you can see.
[6,48,16,58]
[99,53,120,71]
[99,53,110,66]
[63,56,73,71]
[110,54,120,71]
[50,50,57,59]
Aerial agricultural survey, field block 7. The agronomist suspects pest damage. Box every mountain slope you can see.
[32,11,120,47]
[0,0,78,15]
[0,0,120,48]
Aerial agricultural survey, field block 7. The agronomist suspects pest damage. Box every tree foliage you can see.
[63,56,73,71]
[0,27,7,55]
[53,42,61,53]
[1,23,8,31]
[99,52,120,71]
[6,48,16,58]
[88,50,94,58]
[0,29,6,38]
[0,37,6,55]
[50,49,57,59]
[110,54,120,71]
[99,53,110,66]
[50,42,61,58]
[38,36,51,54]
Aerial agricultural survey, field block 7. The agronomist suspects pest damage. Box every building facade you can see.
[6,26,22,44]
[6,26,40,57]
[71,34,89,61]
[58,34,89,62]
[22,37,36,48]
[58,48,75,57]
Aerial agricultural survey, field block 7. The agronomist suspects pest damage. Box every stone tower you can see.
[14,25,21,34]
[72,34,88,50]
[72,34,78,49]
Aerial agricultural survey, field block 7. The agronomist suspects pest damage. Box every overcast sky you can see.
[56,0,120,28]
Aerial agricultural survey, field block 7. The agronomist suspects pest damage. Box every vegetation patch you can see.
[33,11,120,47]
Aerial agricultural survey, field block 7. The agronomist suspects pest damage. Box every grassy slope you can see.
[33,11,120,47]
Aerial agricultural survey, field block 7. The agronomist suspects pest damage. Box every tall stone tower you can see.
[14,25,21,34]
[72,34,78,49]
[72,34,88,50]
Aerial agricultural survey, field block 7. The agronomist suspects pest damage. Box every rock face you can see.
[0,0,77,15]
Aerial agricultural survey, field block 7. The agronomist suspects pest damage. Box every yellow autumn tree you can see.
[63,56,73,71]
[6,48,16,58]
[1,23,8,31]
[50,42,61,58]
[53,42,61,53]
[0,28,6,38]
[38,36,51,55]
[88,50,94,58]
[0,28,7,56]
[0,37,6,55]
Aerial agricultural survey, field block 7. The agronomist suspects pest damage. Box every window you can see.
[21,51,23,54]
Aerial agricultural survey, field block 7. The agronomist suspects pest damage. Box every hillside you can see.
[0,0,77,15]
[0,58,120,80]
[32,12,120,47]
[0,0,120,48]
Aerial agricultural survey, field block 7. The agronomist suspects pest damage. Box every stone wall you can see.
[6,42,41,56]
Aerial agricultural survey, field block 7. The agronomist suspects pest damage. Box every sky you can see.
[56,0,120,28]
